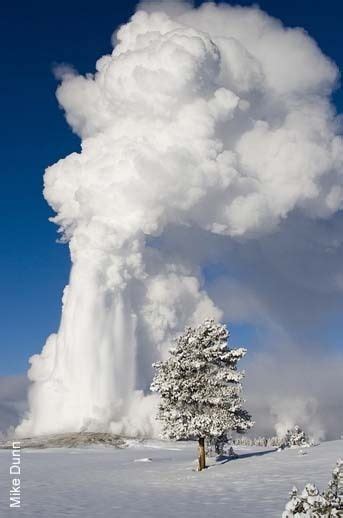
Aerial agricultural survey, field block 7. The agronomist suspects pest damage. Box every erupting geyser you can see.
[17,1,343,437]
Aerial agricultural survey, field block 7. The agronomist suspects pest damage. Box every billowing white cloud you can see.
[17,1,343,438]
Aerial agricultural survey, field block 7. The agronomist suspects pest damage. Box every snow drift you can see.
[17,1,343,437]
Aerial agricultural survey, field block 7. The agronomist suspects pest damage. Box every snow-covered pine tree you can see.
[283,425,310,448]
[150,319,253,471]
[282,458,343,517]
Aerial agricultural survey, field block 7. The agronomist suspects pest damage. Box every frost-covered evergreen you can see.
[232,430,316,449]
[233,435,276,447]
[151,319,253,470]
[283,426,310,448]
[282,458,343,517]
[208,433,272,454]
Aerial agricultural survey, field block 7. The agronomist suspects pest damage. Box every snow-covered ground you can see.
[0,439,341,517]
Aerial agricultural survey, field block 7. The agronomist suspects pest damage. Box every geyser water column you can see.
[17,3,343,437]
[18,228,142,436]
[55,255,138,429]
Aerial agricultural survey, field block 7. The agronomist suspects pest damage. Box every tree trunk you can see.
[198,437,206,471]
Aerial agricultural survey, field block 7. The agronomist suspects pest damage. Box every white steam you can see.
[17,2,343,437]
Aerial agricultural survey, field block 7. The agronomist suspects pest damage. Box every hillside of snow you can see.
[0,439,341,517]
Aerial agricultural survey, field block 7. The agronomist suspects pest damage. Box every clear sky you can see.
[1,0,343,375]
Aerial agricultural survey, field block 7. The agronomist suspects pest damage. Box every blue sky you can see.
[1,0,343,375]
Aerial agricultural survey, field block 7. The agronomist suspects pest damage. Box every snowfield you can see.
[0,439,341,517]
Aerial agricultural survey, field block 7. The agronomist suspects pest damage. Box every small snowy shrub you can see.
[233,435,283,447]
[207,433,231,456]
[283,426,310,448]
[282,458,343,517]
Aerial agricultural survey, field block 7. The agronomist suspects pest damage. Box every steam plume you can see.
[17,1,343,437]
